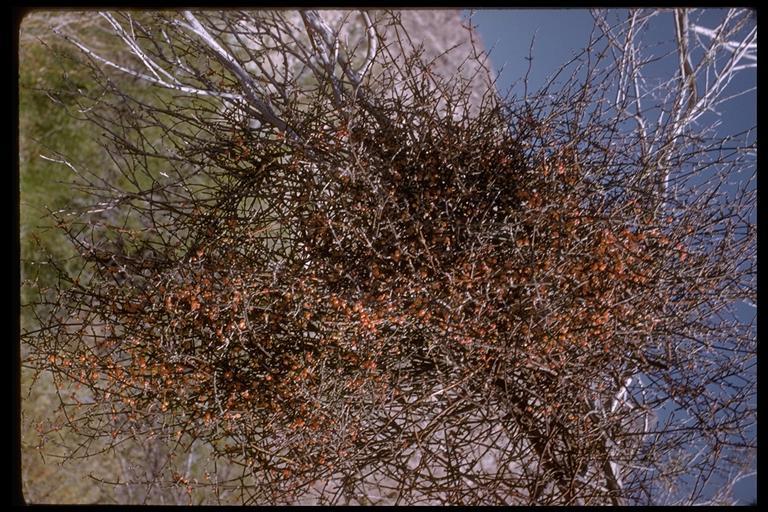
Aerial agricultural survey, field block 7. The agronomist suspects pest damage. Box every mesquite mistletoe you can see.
[22,9,754,505]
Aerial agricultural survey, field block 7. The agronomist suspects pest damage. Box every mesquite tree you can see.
[21,9,755,505]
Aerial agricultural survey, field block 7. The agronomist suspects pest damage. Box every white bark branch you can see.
[180,11,294,137]
[690,24,757,58]
[62,32,244,101]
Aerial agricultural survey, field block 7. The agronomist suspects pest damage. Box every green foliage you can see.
[19,37,98,312]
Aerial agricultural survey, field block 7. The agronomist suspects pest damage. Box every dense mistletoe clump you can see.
[24,10,754,506]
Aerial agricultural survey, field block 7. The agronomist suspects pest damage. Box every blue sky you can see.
[464,9,596,95]
[466,8,756,505]
[465,9,756,138]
